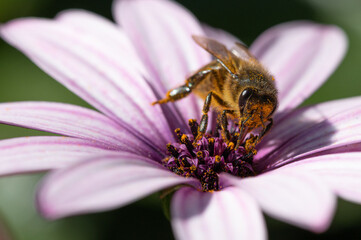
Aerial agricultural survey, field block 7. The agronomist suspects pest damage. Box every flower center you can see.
[163,119,254,192]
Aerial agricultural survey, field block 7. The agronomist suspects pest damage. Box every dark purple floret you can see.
[163,119,255,192]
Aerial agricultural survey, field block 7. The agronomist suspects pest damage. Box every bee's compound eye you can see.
[239,88,254,108]
[241,88,253,99]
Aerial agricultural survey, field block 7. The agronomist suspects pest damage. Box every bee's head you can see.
[238,88,277,128]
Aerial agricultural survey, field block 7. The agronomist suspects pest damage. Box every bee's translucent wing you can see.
[192,35,238,74]
[231,42,256,61]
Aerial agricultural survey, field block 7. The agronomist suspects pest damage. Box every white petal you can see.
[37,154,198,219]
[0,136,115,176]
[225,168,336,233]
[251,21,347,111]
[281,152,361,205]
[0,17,171,151]
[114,0,211,122]
[0,101,151,154]
[256,97,361,170]
[171,187,266,240]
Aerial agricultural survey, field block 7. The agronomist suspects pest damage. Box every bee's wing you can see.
[192,35,238,74]
[231,42,256,61]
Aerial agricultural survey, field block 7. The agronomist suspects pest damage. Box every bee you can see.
[153,36,278,151]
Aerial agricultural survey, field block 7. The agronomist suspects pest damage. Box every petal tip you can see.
[55,9,86,21]
[0,18,39,40]
[327,24,349,56]
[36,192,59,220]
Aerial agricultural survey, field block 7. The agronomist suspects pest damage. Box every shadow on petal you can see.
[255,109,336,172]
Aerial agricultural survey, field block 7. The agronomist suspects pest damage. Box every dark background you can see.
[1,0,361,239]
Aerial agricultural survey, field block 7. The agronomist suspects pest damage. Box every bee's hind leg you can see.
[152,68,213,105]
[152,85,191,105]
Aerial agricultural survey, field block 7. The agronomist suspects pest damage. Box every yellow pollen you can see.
[228,142,235,150]
[162,157,170,163]
[215,155,221,163]
[245,135,258,155]
[181,134,188,143]
[188,119,196,124]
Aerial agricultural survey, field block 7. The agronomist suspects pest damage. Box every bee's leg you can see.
[235,115,252,150]
[196,91,227,141]
[242,118,273,154]
[197,92,213,141]
[152,85,191,105]
[256,118,273,144]
[235,121,245,150]
[220,110,235,142]
[152,69,213,105]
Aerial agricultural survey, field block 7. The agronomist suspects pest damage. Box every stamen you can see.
[180,156,190,167]
[222,142,235,160]
[175,128,182,142]
[231,132,240,144]
[162,157,170,164]
[201,169,219,192]
[166,143,179,158]
[196,151,204,162]
[188,119,199,138]
[208,138,215,156]
[181,134,196,157]
[163,119,254,192]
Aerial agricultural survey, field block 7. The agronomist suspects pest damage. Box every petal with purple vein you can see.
[171,186,266,240]
[114,0,211,122]
[256,97,361,164]
[37,154,198,219]
[225,168,336,233]
[281,152,361,205]
[0,136,116,176]
[0,101,160,157]
[259,104,361,170]
[0,18,171,151]
[250,21,347,112]
[56,10,148,78]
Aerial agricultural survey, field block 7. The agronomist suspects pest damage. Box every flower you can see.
[0,0,358,239]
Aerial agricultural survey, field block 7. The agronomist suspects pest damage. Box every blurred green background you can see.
[0,0,361,239]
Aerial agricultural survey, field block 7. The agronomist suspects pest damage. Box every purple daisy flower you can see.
[0,0,357,239]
